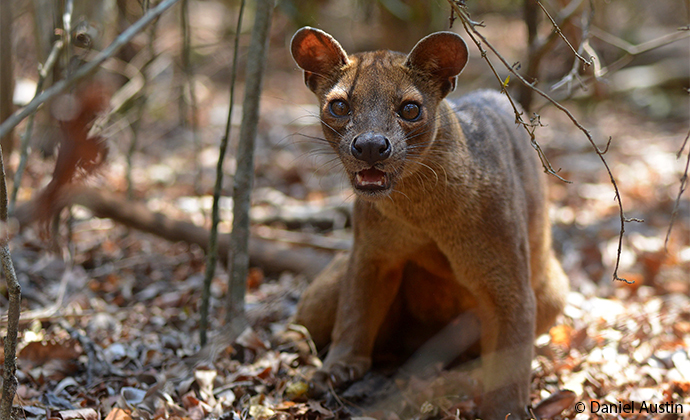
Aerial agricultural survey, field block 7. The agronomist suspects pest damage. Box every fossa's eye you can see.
[329,100,350,117]
[399,102,421,121]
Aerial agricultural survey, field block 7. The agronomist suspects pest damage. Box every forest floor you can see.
[2,6,690,420]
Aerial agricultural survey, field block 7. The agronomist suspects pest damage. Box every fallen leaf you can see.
[104,408,132,420]
[306,400,333,417]
[247,267,264,290]
[532,389,577,419]
[284,380,309,400]
[549,324,573,348]
[19,340,82,369]
[52,408,100,420]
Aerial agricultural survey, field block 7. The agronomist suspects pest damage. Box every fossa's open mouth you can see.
[354,168,390,191]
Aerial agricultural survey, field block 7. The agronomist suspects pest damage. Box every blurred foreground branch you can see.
[10,40,64,213]
[0,0,183,140]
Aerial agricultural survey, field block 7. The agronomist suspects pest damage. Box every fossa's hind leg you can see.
[535,252,568,335]
[293,253,347,349]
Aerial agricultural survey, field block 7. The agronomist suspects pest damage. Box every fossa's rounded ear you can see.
[405,32,469,94]
[291,27,349,92]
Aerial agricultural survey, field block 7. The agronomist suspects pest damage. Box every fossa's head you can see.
[291,27,468,199]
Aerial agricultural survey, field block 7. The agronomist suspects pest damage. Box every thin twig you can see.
[0,106,21,420]
[520,0,585,110]
[127,0,158,199]
[665,127,690,249]
[551,0,595,93]
[537,0,591,67]
[550,24,688,103]
[534,0,586,59]
[678,108,690,158]
[62,0,74,75]
[200,0,246,346]
[451,5,569,183]
[449,1,637,283]
[588,27,690,79]
[0,0,183,141]
[10,39,65,213]
[592,26,689,57]
[0,244,20,420]
[180,0,203,193]
[0,0,14,158]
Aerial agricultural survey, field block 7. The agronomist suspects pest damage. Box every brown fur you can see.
[291,27,569,420]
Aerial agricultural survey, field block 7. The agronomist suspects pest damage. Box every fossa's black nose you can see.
[351,133,391,166]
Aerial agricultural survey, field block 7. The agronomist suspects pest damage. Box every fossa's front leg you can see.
[312,252,404,388]
[447,237,536,420]
[311,202,409,390]
[477,288,535,420]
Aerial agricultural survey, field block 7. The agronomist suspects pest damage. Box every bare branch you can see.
[588,27,690,79]
[0,0,183,141]
[0,0,14,157]
[10,39,65,213]
[0,95,20,420]
[551,0,595,93]
[125,0,157,200]
[0,245,20,420]
[227,0,274,324]
[665,127,690,249]
[450,3,569,183]
[448,1,637,283]
[593,26,690,56]
[201,0,246,346]
[520,0,587,110]
[537,0,591,67]
[180,0,203,192]
[535,0,587,58]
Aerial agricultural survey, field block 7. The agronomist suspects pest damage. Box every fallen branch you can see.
[12,187,333,280]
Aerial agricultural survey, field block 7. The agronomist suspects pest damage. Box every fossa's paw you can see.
[481,392,531,420]
[308,357,371,396]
